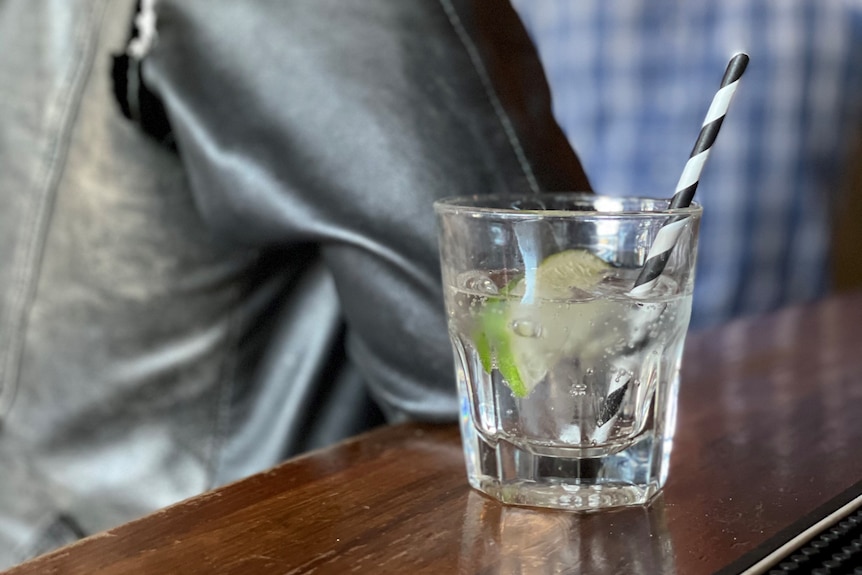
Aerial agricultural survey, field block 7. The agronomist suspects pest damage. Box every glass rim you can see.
[433,192,702,218]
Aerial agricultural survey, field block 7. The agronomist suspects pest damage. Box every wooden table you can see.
[6,292,862,574]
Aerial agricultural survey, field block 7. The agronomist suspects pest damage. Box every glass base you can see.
[461,419,669,511]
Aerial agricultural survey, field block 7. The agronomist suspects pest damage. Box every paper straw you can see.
[630,52,749,297]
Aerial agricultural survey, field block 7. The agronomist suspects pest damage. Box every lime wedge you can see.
[473,301,528,398]
[508,248,612,300]
[474,249,610,397]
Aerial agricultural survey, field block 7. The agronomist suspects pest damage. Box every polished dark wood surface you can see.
[6,292,862,575]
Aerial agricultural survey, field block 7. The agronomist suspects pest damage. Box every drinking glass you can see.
[435,193,701,510]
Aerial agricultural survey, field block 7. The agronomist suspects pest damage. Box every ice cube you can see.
[457,271,500,295]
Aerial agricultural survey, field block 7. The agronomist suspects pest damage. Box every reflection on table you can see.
[460,491,676,574]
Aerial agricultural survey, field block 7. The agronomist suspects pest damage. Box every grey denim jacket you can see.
[0,0,588,566]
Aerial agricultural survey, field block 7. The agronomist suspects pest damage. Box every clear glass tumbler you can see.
[434,193,701,510]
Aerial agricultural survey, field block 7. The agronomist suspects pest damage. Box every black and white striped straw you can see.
[630,52,749,297]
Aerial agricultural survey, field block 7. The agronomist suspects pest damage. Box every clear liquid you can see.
[446,267,693,509]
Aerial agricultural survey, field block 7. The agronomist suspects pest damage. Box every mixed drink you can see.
[446,250,691,506]
[435,194,700,510]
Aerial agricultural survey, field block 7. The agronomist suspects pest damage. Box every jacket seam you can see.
[437,0,540,194]
[204,292,243,490]
[0,0,109,418]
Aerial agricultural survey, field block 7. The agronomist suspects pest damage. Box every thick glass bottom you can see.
[460,418,670,511]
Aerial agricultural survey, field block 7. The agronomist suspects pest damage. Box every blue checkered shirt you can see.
[512,0,862,328]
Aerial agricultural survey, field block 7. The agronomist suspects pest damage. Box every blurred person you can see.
[512,0,862,328]
[0,0,589,566]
